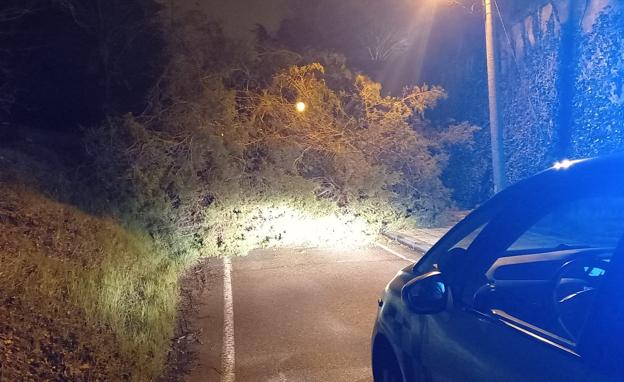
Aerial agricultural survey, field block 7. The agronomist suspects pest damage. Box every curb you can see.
[381,231,432,254]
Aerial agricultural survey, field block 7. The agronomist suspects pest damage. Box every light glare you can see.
[553,159,581,170]
[296,101,306,113]
[253,206,373,249]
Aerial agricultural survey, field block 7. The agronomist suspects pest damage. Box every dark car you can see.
[372,156,624,382]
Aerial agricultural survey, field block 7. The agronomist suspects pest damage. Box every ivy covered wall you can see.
[571,6,624,157]
[498,0,622,184]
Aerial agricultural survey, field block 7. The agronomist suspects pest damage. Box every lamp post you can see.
[483,0,506,193]
[440,0,506,192]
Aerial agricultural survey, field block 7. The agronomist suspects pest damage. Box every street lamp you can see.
[295,101,307,113]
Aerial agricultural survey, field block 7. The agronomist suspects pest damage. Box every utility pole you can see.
[484,0,506,192]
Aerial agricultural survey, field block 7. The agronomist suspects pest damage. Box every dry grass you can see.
[0,184,183,381]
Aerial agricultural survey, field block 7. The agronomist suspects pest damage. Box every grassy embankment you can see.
[0,182,181,381]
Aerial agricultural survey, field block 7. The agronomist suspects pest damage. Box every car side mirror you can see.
[401,270,448,314]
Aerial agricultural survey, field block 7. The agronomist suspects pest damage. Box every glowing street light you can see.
[295,101,306,113]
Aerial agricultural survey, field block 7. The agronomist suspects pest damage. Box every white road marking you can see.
[222,256,236,382]
[374,242,415,263]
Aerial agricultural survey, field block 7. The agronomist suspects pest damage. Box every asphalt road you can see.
[186,242,423,382]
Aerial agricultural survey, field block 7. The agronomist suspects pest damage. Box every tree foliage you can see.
[84,17,478,259]
[0,0,162,131]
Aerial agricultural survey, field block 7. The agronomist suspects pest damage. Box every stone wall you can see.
[497,0,623,183]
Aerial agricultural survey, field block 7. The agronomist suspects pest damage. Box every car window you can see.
[470,195,624,344]
[453,223,487,250]
[415,206,500,275]
[510,197,624,250]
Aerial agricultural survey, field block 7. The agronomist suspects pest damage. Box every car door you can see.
[414,177,624,382]
[577,233,624,382]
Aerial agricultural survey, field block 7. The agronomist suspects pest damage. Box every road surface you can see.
[185,241,424,382]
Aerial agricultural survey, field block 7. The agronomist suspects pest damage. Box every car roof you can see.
[493,154,624,206]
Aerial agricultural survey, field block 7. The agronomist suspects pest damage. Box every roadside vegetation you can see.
[0,183,179,380]
[0,1,480,380]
